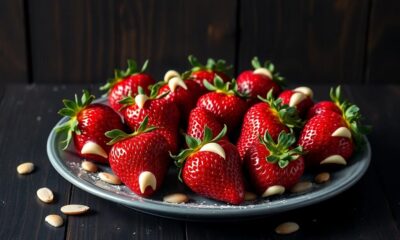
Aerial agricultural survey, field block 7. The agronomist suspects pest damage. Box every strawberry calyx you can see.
[56,90,95,150]
[100,59,149,93]
[259,131,304,168]
[330,86,371,146]
[105,116,156,145]
[188,55,233,75]
[203,75,247,98]
[258,90,303,129]
[171,125,227,181]
[118,86,169,110]
[251,57,285,88]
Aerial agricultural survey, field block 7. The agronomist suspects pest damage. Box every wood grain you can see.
[238,1,370,84]
[66,188,185,240]
[0,85,83,239]
[365,1,400,83]
[0,0,28,83]
[27,0,237,84]
[347,85,400,229]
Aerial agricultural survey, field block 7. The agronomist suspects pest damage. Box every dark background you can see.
[1,0,399,85]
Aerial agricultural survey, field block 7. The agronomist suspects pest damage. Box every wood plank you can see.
[185,85,400,239]
[365,1,400,83]
[0,0,28,83]
[347,85,400,229]
[66,188,185,240]
[27,0,237,84]
[0,84,85,239]
[238,1,369,84]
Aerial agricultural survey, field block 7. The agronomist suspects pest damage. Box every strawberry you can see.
[196,76,248,130]
[100,59,155,112]
[186,107,227,141]
[119,87,180,153]
[278,86,314,117]
[155,70,203,121]
[245,131,304,197]
[172,126,245,204]
[56,90,124,163]
[187,55,232,92]
[237,57,284,102]
[298,86,370,167]
[307,86,343,119]
[237,90,303,161]
[106,117,170,197]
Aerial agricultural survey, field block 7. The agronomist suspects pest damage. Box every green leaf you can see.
[137,116,149,133]
[203,80,217,91]
[140,59,149,72]
[58,108,76,117]
[212,125,227,142]
[62,99,77,110]
[251,57,261,69]
[203,126,213,143]
[185,135,199,149]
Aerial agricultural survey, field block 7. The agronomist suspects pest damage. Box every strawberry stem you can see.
[99,59,150,93]
[187,55,233,75]
[259,131,303,168]
[251,56,285,88]
[203,76,247,98]
[56,90,95,149]
[105,116,156,145]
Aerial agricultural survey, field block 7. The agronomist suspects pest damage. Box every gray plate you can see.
[47,99,371,221]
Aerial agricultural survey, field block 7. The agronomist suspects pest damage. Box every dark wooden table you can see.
[0,84,399,240]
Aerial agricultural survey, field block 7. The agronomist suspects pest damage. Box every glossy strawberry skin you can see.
[278,90,314,117]
[158,80,203,122]
[109,73,155,112]
[196,92,248,130]
[186,107,227,141]
[182,140,244,204]
[190,70,230,92]
[122,98,180,153]
[74,104,124,163]
[237,103,289,160]
[298,111,354,167]
[237,70,281,101]
[244,143,304,194]
[307,101,341,119]
[108,132,170,197]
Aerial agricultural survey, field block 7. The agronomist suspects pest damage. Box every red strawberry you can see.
[187,55,232,92]
[172,126,245,204]
[237,57,284,102]
[106,117,170,197]
[278,86,314,117]
[100,59,155,112]
[245,131,304,197]
[196,76,248,130]
[119,87,180,153]
[298,86,369,167]
[155,70,203,121]
[237,90,303,161]
[56,90,124,163]
[306,86,343,119]
[186,107,227,141]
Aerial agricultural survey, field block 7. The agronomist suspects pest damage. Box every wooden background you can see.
[0,0,399,85]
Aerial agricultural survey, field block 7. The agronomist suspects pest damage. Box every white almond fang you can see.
[36,187,54,203]
[294,86,313,98]
[164,70,180,82]
[331,127,352,138]
[45,214,64,228]
[139,171,157,194]
[163,193,189,204]
[168,76,188,92]
[135,94,149,109]
[262,185,285,198]
[253,67,272,79]
[289,92,306,107]
[290,181,312,193]
[81,161,98,172]
[81,141,108,159]
[320,155,347,165]
[60,204,90,215]
[199,143,226,159]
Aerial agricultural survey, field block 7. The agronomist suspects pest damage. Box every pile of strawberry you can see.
[56,56,368,205]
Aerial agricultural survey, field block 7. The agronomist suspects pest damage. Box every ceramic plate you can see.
[47,98,371,221]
